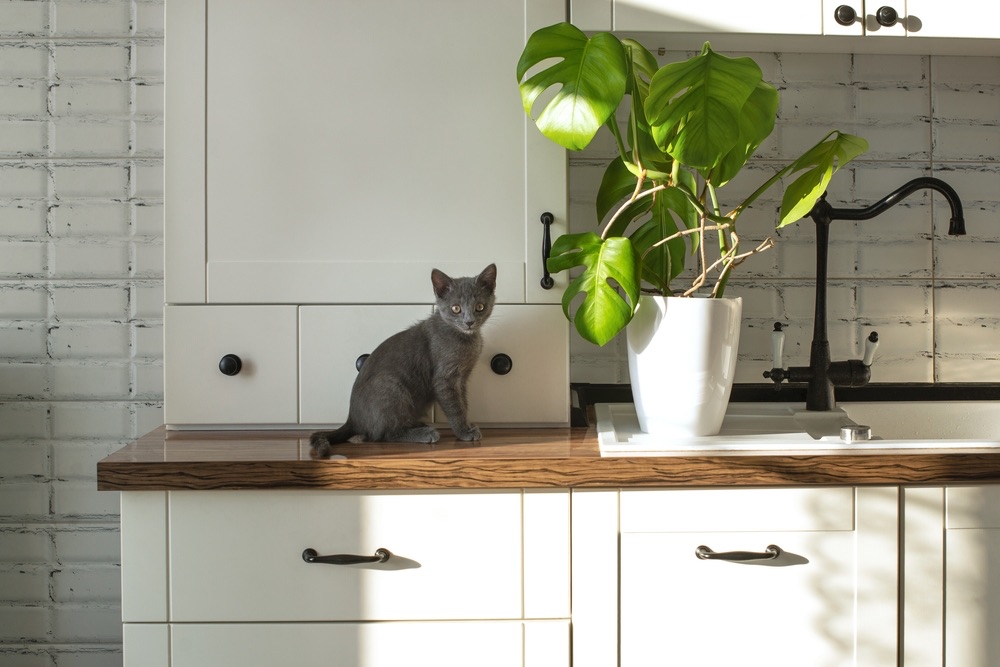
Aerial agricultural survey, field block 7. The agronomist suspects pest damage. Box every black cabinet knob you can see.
[875,6,898,26]
[834,4,856,25]
[218,354,242,376]
[355,354,370,372]
[490,353,513,375]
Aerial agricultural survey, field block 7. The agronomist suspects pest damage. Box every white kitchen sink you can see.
[597,401,1000,455]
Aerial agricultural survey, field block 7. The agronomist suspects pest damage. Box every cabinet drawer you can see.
[465,304,569,426]
[299,305,431,424]
[171,621,570,667]
[164,306,298,426]
[168,490,567,622]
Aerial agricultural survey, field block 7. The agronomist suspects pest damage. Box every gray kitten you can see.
[310,264,497,457]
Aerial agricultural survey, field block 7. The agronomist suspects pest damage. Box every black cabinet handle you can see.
[218,354,242,376]
[695,544,782,562]
[490,353,513,375]
[875,5,898,26]
[355,354,370,372]
[302,548,392,565]
[540,211,555,290]
[834,4,856,25]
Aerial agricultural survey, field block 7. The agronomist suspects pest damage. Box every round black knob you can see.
[490,353,513,375]
[875,6,898,26]
[355,354,370,372]
[834,5,856,26]
[218,354,242,376]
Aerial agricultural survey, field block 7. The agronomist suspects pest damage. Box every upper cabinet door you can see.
[611,0,824,34]
[904,1,1000,38]
[166,0,567,305]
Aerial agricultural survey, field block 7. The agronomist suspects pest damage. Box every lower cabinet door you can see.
[171,620,570,667]
[944,486,1000,667]
[618,488,899,667]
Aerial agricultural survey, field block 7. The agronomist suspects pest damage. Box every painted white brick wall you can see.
[0,1,163,665]
[569,50,1000,385]
[0,3,997,663]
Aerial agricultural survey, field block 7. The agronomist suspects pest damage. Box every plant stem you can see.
[600,183,667,241]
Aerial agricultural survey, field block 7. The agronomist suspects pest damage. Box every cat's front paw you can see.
[455,424,482,441]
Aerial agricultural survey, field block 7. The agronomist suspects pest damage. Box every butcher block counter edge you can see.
[95,426,1000,491]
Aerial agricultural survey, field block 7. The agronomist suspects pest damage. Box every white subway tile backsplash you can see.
[50,163,128,198]
[0,202,47,236]
[0,2,50,37]
[52,363,130,399]
[49,241,129,278]
[54,45,129,79]
[53,527,120,564]
[0,528,52,564]
[51,203,130,237]
[53,2,132,37]
[48,323,129,359]
[0,44,49,79]
[0,81,48,114]
[53,120,131,156]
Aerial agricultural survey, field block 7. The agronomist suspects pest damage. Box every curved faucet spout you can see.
[810,176,966,235]
[771,176,967,411]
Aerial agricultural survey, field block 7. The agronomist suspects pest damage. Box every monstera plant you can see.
[517,23,868,346]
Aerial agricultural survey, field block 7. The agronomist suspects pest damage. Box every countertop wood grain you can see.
[97,426,1000,491]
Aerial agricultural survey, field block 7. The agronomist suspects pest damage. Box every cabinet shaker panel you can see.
[164,306,298,426]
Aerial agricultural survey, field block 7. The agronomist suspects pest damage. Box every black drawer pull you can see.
[695,544,782,562]
[302,547,391,565]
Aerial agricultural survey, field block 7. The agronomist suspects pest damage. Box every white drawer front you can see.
[169,490,526,621]
[171,620,570,667]
[164,305,298,426]
[299,305,431,424]
[465,304,569,426]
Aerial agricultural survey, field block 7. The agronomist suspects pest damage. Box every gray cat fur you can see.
[310,263,497,458]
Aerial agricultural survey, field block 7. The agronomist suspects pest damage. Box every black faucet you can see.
[764,177,966,410]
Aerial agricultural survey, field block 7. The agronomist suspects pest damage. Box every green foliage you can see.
[517,23,868,346]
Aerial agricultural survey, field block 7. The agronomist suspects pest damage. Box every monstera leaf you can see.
[516,23,628,151]
[778,131,870,226]
[545,232,640,346]
[644,44,763,172]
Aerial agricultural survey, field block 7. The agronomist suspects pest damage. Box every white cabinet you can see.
[573,487,900,667]
[164,305,299,426]
[299,304,570,427]
[164,0,571,428]
[121,489,571,666]
[903,485,1000,667]
[572,0,1000,50]
[165,0,567,306]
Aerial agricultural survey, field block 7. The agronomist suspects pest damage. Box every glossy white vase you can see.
[626,295,742,437]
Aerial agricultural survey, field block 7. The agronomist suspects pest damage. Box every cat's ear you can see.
[477,263,497,293]
[431,269,453,298]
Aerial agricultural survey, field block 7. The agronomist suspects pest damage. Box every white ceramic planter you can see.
[626,295,742,436]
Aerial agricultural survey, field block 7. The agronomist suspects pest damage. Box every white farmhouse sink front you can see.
[597,401,1000,455]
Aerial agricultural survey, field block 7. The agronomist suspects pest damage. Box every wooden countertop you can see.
[97,426,1000,491]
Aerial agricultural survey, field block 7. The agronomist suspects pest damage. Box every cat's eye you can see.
[475,303,485,312]
[451,305,462,314]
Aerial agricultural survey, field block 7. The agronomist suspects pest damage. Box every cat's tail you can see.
[309,423,356,459]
